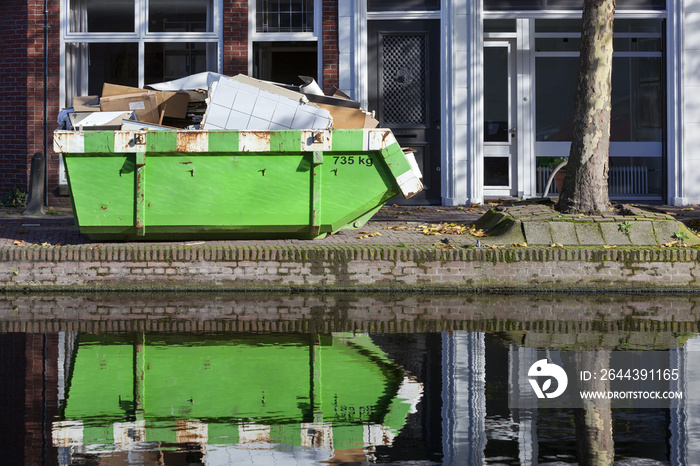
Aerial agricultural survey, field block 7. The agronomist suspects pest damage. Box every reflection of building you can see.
[51,333,422,464]
[3,0,699,205]
[674,335,700,463]
[441,331,695,464]
[0,333,60,466]
[6,328,700,463]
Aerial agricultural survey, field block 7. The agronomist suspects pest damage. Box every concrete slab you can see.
[574,223,605,245]
[522,221,552,245]
[483,218,527,244]
[600,222,632,245]
[549,222,579,245]
[653,220,700,245]
[627,221,658,246]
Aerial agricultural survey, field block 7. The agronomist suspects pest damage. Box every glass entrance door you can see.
[483,40,516,197]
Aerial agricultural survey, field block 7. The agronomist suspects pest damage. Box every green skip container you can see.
[53,129,423,240]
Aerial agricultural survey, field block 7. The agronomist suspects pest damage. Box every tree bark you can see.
[574,350,615,466]
[556,0,615,214]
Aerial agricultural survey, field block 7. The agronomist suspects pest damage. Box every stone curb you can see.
[1,243,699,262]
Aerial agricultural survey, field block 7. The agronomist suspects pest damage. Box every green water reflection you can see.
[59,333,417,453]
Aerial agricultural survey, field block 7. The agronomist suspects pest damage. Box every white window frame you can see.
[248,0,323,84]
[482,10,668,201]
[59,0,224,108]
[530,15,666,200]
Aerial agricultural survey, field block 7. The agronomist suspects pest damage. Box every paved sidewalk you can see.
[5,201,700,292]
[2,200,700,250]
[0,203,494,249]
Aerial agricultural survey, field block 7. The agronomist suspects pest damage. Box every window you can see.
[534,19,665,197]
[535,19,664,143]
[256,0,314,33]
[367,0,439,11]
[484,0,665,10]
[250,1,320,86]
[62,0,221,106]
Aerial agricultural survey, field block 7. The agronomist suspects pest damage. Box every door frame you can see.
[483,38,517,197]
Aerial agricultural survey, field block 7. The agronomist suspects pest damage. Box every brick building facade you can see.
[4,0,700,207]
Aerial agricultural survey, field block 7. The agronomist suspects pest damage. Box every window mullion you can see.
[138,0,146,87]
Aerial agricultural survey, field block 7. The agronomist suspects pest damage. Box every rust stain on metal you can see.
[381,130,391,144]
[176,132,206,152]
[240,131,269,152]
[133,133,146,145]
[53,134,66,153]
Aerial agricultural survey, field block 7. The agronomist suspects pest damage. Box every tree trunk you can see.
[556,0,615,214]
[574,350,615,466]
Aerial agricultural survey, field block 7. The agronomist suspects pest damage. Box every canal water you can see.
[1,292,698,465]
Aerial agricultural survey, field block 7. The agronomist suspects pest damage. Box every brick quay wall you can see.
[1,292,698,348]
[2,245,700,292]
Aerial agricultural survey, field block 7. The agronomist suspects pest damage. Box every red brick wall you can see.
[322,1,339,93]
[1,0,30,195]
[1,0,62,205]
[23,334,60,466]
[223,0,250,76]
[42,0,62,206]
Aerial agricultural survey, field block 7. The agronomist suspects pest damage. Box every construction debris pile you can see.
[58,73,379,132]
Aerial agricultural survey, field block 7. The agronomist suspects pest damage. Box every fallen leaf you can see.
[550,243,564,248]
[661,240,689,248]
[433,242,456,250]
[13,240,25,246]
[487,244,503,249]
[467,226,488,237]
[603,245,618,249]
[512,242,528,248]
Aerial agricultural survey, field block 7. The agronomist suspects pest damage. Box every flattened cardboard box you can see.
[100,92,159,124]
[316,104,379,129]
[69,111,134,130]
[73,95,100,112]
[102,83,189,119]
